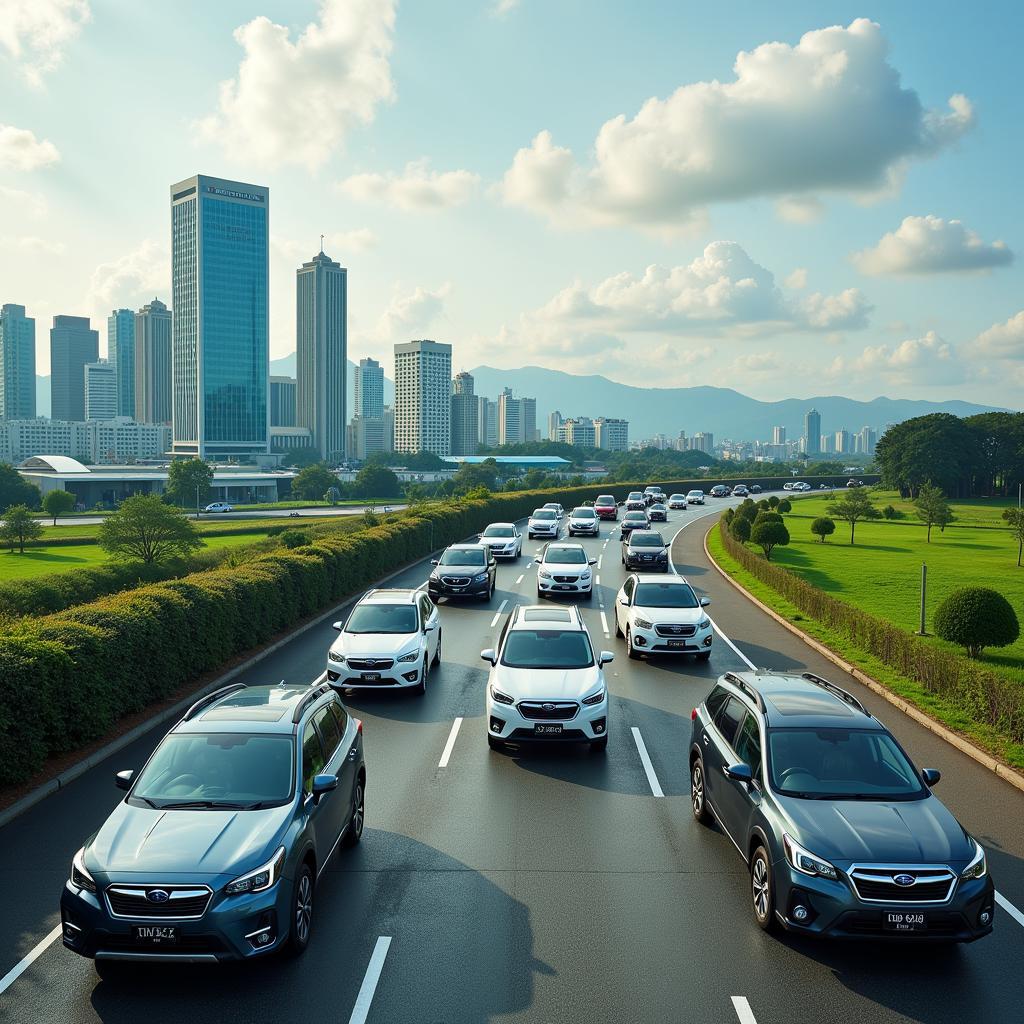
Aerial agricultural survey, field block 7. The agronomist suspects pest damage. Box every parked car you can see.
[709,485,730,498]
[594,494,619,521]
[528,508,560,539]
[690,670,994,942]
[536,542,596,599]
[428,543,497,602]
[686,490,706,505]
[621,530,669,573]
[783,482,796,491]
[204,502,233,513]
[620,510,650,538]
[61,682,365,968]
[327,589,440,694]
[625,491,647,512]
[614,573,712,660]
[668,493,688,510]
[482,604,613,752]
[567,506,600,536]
[479,522,523,559]
[543,502,565,519]
[647,503,668,522]
[847,479,864,488]
[793,482,812,492]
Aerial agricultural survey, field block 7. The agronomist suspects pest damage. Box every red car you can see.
[594,494,618,521]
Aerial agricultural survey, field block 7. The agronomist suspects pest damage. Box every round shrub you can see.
[777,498,792,513]
[933,587,1020,659]
[750,520,790,560]
[767,496,780,509]
[811,517,836,543]
[730,516,752,543]
[753,511,783,528]
[279,528,312,549]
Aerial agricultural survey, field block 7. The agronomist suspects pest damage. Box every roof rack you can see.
[183,682,247,721]
[800,672,869,715]
[292,683,331,724]
[723,672,764,710]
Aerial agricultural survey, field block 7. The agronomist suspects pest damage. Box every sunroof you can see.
[764,690,856,717]
[522,608,572,622]
[202,707,289,722]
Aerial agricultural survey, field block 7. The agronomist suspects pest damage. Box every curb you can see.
[700,519,1024,797]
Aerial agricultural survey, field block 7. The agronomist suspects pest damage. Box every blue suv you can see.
[60,682,365,970]
[690,671,994,942]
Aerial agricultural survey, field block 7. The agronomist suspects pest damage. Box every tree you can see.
[291,463,338,501]
[165,458,214,508]
[753,511,783,528]
[810,517,836,543]
[777,498,792,513]
[729,516,751,543]
[767,496,780,509]
[933,587,1019,659]
[0,462,41,512]
[98,495,202,564]
[913,482,955,542]
[874,413,975,498]
[1003,508,1024,567]
[0,504,43,553]
[451,460,498,494]
[42,489,76,525]
[352,463,401,499]
[827,487,881,544]
[750,520,789,560]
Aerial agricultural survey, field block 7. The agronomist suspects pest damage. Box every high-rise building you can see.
[84,360,117,420]
[450,371,479,456]
[348,409,394,460]
[835,429,851,455]
[0,303,35,421]
[820,433,834,454]
[477,396,491,450]
[547,411,563,442]
[270,376,297,426]
[0,417,171,465]
[803,408,821,455]
[563,416,596,447]
[594,417,629,452]
[134,298,172,425]
[393,340,451,455]
[353,357,384,419]
[772,425,786,445]
[522,397,538,442]
[170,174,269,460]
[296,250,347,461]
[691,431,714,454]
[484,400,498,447]
[497,389,537,445]
[107,308,136,418]
[855,425,877,456]
[50,315,98,422]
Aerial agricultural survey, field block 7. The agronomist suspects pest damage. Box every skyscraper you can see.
[803,408,821,455]
[0,303,35,421]
[594,417,629,451]
[170,174,269,460]
[50,315,98,422]
[547,410,563,442]
[485,400,498,447]
[270,376,297,426]
[691,431,714,454]
[563,416,596,447]
[393,340,451,455]
[134,298,172,425]
[450,370,479,456]
[835,429,851,454]
[84,360,117,420]
[772,425,786,445]
[107,308,136,418]
[353,357,384,419]
[522,397,538,442]
[296,250,347,460]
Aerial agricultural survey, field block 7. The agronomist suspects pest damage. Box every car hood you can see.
[337,631,419,657]
[635,605,701,623]
[569,517,596,525]
[90,802,293,875]
[529,518,557,526]
[540,561,591,574]
[492,665,601,700]
[482,536,516,545]
[780,794,973,866]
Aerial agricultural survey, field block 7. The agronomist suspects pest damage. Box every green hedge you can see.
[716,518,1024,747]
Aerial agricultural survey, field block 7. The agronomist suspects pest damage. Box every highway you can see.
[1,493,1022,1024]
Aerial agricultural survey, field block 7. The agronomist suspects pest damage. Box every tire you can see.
[432,630,442,666]
[286,863,315,956]
[750,846,776,932]
[690,758,711,824]
[414,655,428,696]
[590,735,608,753]
[487,735,504,751]
[696,650,711,662]
[341,777,364,849]
[626,626,640,660]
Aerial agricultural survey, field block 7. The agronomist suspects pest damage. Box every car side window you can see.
[418,596,431,626]
[713,696,746,749]
[704,685,729,720]
[733,714,763,782]
[329,698,349,738]
[301,722,326,795]
[622,577,635,602]
[313,706,343,762]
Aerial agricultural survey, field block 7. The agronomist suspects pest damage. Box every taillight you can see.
[691,707,698,721]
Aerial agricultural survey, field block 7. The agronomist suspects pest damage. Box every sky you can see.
[1,0,1022,408]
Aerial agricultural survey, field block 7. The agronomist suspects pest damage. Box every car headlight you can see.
[490,686,514,705]
[961,839,987,880]
[473,572,489,582]
[328,650,345,664]
[581,688,605,706]
[580,572,591,580]
[397,650,420,663]
[71,847,97,893]
[634,617,653,630]
[783,833,838,881]
[225,847,285,896]
[698,617,711,630]
[539,570,552,579]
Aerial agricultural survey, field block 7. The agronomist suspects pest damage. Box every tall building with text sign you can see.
[170,174,269,459]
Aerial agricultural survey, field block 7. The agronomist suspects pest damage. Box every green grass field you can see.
[789,488,1020,529]
[29,515,339,544]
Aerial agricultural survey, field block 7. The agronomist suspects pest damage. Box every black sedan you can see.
[428,543,497,601]
[621,530,669,571]
[648,503,668,522]
[619,511,650,538]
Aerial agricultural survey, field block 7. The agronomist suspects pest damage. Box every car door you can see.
[301,719,337,854]
[311,705,350,844]
[420,595,439,661]
[703,695,746,823]
[715,711,764,846]
[615,576,636,634]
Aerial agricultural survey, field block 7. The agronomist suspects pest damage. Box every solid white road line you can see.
[600,611,610,636]
[348,936,393,1024]
[490,600,508,628]
[597,555,603,569]
[438,718,463,768]
[631,727,664,798]
[996,891,1024,929]
[595,575,601,587]
[0,925,62,997]
[707,614,757,670]
[731,996,758,1024]
[515,574,524,585]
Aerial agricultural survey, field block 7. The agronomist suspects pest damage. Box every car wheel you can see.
[590,735,608,753]
[751,846,776,932]
[286,863,315,956]
[690,758,711,824]
[341,777,364,849]
[626,626,640,660]
[696,650,711,662]
[433,630,442,666]
[415,655,428,696]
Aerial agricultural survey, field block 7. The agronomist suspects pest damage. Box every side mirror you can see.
[430,559,439,566]
[589,558,597,566]
[699,597,711,607]
[424,621,437,632]
[114,769,134,791]
[921,768,941,787]
[312,774,338,801]
[332,621,343,631]
[618,596,629,606]
[480,648,496,664]
[599,651,615,666]
[724,763,753,784]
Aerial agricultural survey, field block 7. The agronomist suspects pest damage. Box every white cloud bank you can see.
[0,0,90,85]
[853,215,1013,275]
[971,311,1024,361]
[375,283,452,341]
[0,124,60,170]
[830,331,960,386]
[339,159,480,210]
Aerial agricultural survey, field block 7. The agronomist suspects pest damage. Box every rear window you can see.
[595,496,615,506]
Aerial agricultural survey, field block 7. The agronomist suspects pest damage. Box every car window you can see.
[346,603,418,634]
[634,583,698,608]
[329,698,349,738]
[572,508,595,517]
[501,629,595,669]
[622,577,636,601]
[440,548,486,566]
[419,596,433,623]
[714,696,746,748]
[544,546,587,564]
[733,714,763,782]
[313,706,343,761]
[483,525,515,537]
[532,509,556,520]
[704,685,730,719]
[301,722,326,795]
[630,533,664,547]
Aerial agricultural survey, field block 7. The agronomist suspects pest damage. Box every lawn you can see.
[31,516,339,544]
[789,488,1020,529]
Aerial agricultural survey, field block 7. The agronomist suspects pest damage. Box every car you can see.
[793,481,812,492]
[847,478,864,488]
[528,507,560,539]
[204,501,233,513]
[782,482,796,491]
[709,485,730,498]
[482,605,613,752]
[643,486,665,506]
[289,510,302,518]
[686,490,705,505]
[689,670,994,942]
[667,493,688,510]
[543,502,565,519]
[619,510,649,538]
[647,503,668,522]
[536,542,596,599]
[479,522,523,559]
[428,543,497,602]
[614,573,712,660]
[819,483,829,490]
[732,485,749,498]
[625,491,647,512]
[567,506,600,536]
[621,530,669,573]
[594,494,618,521]
[61,681,366,968]
[749,484,762,494]
[326,588,440,695]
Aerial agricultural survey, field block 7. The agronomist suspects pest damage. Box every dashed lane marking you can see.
[600,611,610,637]
[631,727,665,798]
[438,718,463,768]
[0,925,62,997]
[996,891,1024,930]
[490,600,509,628]
[731,996,758,1024]
[348,936,393,1024]
[515,574,524,585]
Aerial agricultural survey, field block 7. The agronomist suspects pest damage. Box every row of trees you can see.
[725,498,792,560]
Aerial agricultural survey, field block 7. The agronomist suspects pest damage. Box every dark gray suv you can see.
[690,671,994,942]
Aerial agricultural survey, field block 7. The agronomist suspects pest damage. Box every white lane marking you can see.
[597,556,603,569]
[996,891,1024,929]
[438,717,463,768]
[515,574,524,585]
[595,575,601,587]
[600,611,610,636]
[490,600,508,628]
[0,925,62,996]
[707,614,757,670]
[348,935,393,1024]
[631,727,664,798]
[731,996,758,1024]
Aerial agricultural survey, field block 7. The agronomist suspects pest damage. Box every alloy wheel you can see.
[295,872,313,944]
[752,854,770,922]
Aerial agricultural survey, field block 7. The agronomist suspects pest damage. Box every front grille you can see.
[518,701,579,721]
[348,658,394,670]
[849,867,957,904]
[441,576,471,586]
[553,575,580,584]
[106,886,213,920]
[655,623,697,638]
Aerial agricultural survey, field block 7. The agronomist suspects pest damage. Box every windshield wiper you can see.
[134,796,160,809]
[159,800,247,810]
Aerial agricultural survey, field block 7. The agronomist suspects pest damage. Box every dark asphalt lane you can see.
[1,494,1022,1024]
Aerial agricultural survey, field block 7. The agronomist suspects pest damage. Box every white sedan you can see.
[479,522,523,559]
[203,501,234,513]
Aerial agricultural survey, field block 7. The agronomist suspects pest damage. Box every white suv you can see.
[537,542,596,599]
[482,605,613,752]
[326,589,440,695]
[686,490,705,505]
[614,573,713,661]
[528,508,560,539]
[479,522,522,559]
[567,506,599,536]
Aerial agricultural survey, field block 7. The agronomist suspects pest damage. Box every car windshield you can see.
[544,504,561,511]
[670,495,684,500]
[545,546,587,564]
[625,513,647,521]
[440,548,486,566]
[346,603,418,634]
[483,525,515,537]
[595,496,614,506]
[130,733,294,809]
[768,728,926,800]
[688,491,702,497]
[532,509,556,520]
[628,493,643,499]
[501,629,595,669]
[572,508,595,518]
[635,582,699,608]
[630,533,664,547]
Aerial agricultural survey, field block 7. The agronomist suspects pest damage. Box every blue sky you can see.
[1,0,1021,406]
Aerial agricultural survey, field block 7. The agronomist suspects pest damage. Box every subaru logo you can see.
[147,889,170,903]
[364,659,376,666]
[892,874,916,887]
[542,703,555,711]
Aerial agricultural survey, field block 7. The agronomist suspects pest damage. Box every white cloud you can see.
[491,0,521,17]
[853,214,1013,275]
[729,352,782,374]
[375,283,452,340]
[0,124,60,170]
[1,235,65,255]
[784,268,808,289]
[339,159,480,210]
[832,330,961,385]
[87,240,169,320]
[197,0,396,171]
[0,185,48,217]
[971,311,1024,360]
[0,0,90,86]
[776,197,824,224]
[500,19,973,230]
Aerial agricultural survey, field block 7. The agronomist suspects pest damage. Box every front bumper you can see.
[486,696,608,744]
[538,575,593,596]
[484,543,519,558]
[568,522,599,535]
[528,525,558,538]
[624,554,669,571]
[629,621,713,654]
[428,576,491,600]
[327,656,423,688]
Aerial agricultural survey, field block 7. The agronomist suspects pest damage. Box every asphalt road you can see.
[1,492,1022,1024]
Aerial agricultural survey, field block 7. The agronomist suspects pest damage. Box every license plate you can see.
[556,584,573,591]
[534,724,563,735]
[884,912,927,932]
[361,672,381,682]
[667,640,688,649]
[132,925,178,945]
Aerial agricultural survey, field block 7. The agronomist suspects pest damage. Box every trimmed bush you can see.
[730,516,752,543]
[279,529,312,549]
[934,587,1020,659]
[750,520,790,560]
[811,517,836,543]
